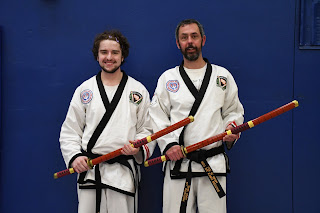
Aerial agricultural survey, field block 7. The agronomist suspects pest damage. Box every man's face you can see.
[176,23,206,61]
[97,39,123,74]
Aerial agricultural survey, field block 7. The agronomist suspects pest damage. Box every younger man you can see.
[59,30,155,213]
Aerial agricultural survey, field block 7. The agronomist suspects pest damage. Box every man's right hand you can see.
[166,145,185,161]
[71,156,90,173]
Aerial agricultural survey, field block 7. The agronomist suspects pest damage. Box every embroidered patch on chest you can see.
[216,76,227,90]
[80,89,93,104]
[166,80,180,93]
[129,91,143,105]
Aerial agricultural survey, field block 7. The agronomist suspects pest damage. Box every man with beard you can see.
[59,30,155,213]
[149,19,244,213]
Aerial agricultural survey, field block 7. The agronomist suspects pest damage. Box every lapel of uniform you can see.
[178,58,212,145]
[86,71,128,153]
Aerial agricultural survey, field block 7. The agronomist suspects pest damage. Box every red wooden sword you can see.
[144,100,299,167]
[54,116,194,179]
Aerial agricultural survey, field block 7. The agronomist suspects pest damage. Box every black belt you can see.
[78,150,138,213]
[170,145,228,213]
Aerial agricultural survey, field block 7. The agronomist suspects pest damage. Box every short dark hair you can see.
[92,30,130,65]
[175,19,205,41]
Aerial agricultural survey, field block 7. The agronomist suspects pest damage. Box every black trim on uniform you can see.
[86,71,128,153]
[136,146,145,166]
[78,153,137,198]
[178,58,212,120]
[173,59,229,213]
[163,142,180,155]
[68,153,86,168]
[77,71,133,213]
[170,145,228,178]
[170,171,227,178]
[79,182,135,197]
[177,146,227,213]
[173,58,212,176]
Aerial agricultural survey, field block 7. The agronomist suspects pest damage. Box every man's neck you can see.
[183,56,206,69]
[100,69,123,86]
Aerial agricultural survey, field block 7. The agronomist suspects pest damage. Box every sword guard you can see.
[181,146,187,157]
[87,159,94,169]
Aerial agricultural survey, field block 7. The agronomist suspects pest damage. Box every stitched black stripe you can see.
[172,59,212,177]
[87,71,128,153]
[78,71,128,213]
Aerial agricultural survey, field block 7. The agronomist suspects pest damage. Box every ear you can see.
[201,35,206,47]
[176,40,181,49]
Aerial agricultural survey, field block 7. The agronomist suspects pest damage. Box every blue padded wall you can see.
[0,0,319,212]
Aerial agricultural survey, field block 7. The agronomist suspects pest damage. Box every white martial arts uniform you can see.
[149,62,244,213]
[60,72,155,213]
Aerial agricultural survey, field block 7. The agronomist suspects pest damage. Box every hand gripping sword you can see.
[144,100,299,167]
[54,116,194,179]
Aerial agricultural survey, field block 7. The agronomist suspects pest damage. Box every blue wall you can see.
[1,0,319,212]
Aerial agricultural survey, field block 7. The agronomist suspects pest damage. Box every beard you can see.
[181,45,201,61]
[100,64,121,74]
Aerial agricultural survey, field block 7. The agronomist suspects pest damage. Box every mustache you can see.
[186,45,196,50]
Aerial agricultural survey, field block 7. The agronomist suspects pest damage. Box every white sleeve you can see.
[221,72,244,128]
[149,75,179,155]
[134,88,156,163]
[59,87,86,168]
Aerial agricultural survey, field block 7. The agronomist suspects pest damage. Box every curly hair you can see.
[92,30,130,65]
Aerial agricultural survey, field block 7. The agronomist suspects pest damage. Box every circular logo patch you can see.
[166,80,180,93]
[80,89,93,104]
